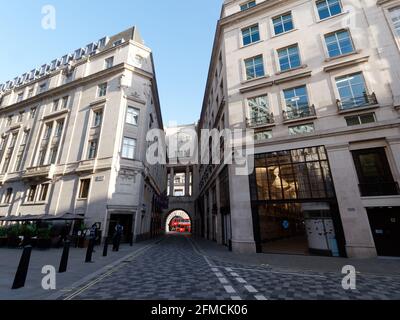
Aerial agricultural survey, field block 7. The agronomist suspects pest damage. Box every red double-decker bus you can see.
[170,217,191,233]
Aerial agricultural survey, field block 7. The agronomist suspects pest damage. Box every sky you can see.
[0,0,222,125]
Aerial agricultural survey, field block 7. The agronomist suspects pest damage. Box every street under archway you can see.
[165,210,192,234]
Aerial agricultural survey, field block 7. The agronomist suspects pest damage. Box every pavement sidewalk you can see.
[0,239,158,300]
[191,236,400,277]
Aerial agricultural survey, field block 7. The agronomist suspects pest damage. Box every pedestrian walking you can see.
[112,222,124,251]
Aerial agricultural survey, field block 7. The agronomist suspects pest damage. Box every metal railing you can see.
[337,93,378,111]
[247,113,274,127]
[359,181,400,197]
[283,104,316,121]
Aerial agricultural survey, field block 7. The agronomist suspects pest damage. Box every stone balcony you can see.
[23,164,56,181]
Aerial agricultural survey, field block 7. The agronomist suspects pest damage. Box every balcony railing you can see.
[247,113,274,127]
[337,93,378,111]
[359,181,400,197]
[283,104,316,121]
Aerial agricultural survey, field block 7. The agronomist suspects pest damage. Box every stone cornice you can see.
[323,56,370,72]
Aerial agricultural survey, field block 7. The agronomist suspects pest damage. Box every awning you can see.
[0,214,44,222]
[42,213,85,221]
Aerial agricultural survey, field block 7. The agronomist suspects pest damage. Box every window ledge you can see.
[338,104,379,114]
[323,55,370,72]
[271,28,298,38]
[90,98,107,107]
[283,115,317,124]
[21,202,47,206]
[276,64,308,76]
[0,204,10,207]
[42,108,69,120]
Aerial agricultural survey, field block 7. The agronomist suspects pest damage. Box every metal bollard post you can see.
[85,239,95,263]
[102,237,109,257]
[129,233,134,247]
[59,240,71,273]
[12,245,32,289]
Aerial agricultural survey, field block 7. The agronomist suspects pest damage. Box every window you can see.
[240,1,256,11]
[15,130,29,171]
[283,86,313,120]
[122,137,136,159]
[389,7,400,36]
[27,88,34,98]
[289,123,315,135]
[55,121,64,137]
[325,30,354,58]
[7,115,13,126]
[98,83,107,97]
[17,92,24,103]
[113,39,123,46]
[53,99,60,111]
[316,0,342,20]
[87,140,98,159]
[1,133,18,174]
[27,185,37,202]
[17,111,24,122]
[352,148,399,196]
[126,106,139,125]
[248,95,272,125]
[93,110,103,127]
[39,82,47,93]
[3,188,13,204]
[105,57,114,69]
[273,12,294,35]
[38,123,53,166]
[242,25,260,46]
[78,179,91,199]
[30,107,37,119]
[61,96,69,109]
[254,130,273,141]
[278,45,301,71]
[38,184,49,202]
[345,113,376,126]
[336,73,369,109]
[244,55,265,80]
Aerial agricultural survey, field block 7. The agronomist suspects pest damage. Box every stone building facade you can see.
[0,27,166,242]
[197,0,400,258]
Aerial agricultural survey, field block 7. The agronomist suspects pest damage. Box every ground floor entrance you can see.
[367,207,400,257]
[108,213,133,243]
[256,202,340,256]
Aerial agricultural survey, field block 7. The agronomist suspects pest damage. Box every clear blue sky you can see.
[0,0,222,125]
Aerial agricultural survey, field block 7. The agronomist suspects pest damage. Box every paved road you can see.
[59,234,400,300]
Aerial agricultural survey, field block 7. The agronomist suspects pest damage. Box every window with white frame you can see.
[242,25,260,46]
[30,107,37,119]
[2,188,13,204]
[98,83,107,97]
[1,132,18,174]
[389,7,400,36]
[17,111,24,123]
[38,184,49,202]
[283,86,310,113]
[122,137,136,159]
[325,30,354,58]
[87,140,98,160]
[27,185,38,202]
[25,184,49,203]
[248,95,272,125]
[6,115,13,126]
[61,96,69,109]
[17,92,24,103]
[126,106,139,125]
[254,130,273,141]
[316,0,342,20]
[37,119,64,166]
[27,88,34,98]
[278,45,301,71]
[105,57,114,69]
[93,109,103,127]
[335,73,369,109]
[38,82,47,93]
[14,130,30,171]
[240,1,256,11]
[244,55,265,80]
[289,123,315,135]
[272,12,294,35]
[78,179,91,199]
[53,98,60,112]
[345,113,376,126]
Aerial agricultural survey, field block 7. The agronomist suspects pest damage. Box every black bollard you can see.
[129,233,134,247]
[85,239,95,263]
[12,246,32,289]
[102,237,109,257]
[59,240,70,273]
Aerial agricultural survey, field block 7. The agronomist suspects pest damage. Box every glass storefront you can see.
[250,146,344,256]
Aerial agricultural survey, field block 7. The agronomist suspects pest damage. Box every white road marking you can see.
[225,268,233,272]
[215,273,224,278]
[231,296,242,300]
[236,278,247,284]
[255,295,268,300]
[211,268,219,272]
[218,277,229,284]
[230,272,240,277]
[245,285,258,293]
[224,286,236,294]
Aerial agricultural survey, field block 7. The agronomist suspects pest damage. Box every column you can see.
[185,166,190,197]
[326,144,377,258]
[169,167,174,197]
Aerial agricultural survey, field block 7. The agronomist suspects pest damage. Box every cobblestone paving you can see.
[60,235,400,300]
